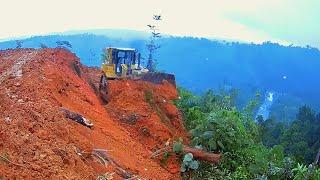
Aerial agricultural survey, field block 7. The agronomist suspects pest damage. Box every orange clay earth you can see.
[0,48,189,179]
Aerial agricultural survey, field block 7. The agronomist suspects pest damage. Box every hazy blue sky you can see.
[1,0,319,48]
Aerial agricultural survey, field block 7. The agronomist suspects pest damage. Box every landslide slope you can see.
[0,48,186,179]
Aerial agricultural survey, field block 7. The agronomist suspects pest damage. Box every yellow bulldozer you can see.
[101,47,149,79]
[99,47,176,102]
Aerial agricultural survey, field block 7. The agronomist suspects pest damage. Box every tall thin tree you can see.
[146,15,162,72]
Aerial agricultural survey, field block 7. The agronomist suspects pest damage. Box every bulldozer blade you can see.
[140,72,176,86]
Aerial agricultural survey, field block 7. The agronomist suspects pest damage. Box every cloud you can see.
[0,0,318,48]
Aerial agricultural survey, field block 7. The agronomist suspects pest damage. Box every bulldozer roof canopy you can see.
[106,47,136,51]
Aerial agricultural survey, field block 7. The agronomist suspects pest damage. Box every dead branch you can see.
[126,175,140,180]
[0,129,6,134]
[73,147,141,179]
[150,146,171,159]
[0,155,26,167]
[92,149,133,179]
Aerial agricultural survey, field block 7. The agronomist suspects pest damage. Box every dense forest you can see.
[175,88,320,179]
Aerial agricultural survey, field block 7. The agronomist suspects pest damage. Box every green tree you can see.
[281,105,320,164]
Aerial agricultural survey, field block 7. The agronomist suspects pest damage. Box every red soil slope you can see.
[0,48,188,179]
[104,79,189,174]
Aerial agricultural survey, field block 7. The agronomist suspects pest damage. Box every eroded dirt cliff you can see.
[0,48,188,179]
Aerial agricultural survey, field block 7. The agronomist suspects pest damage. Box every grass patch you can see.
[145,90,173,130]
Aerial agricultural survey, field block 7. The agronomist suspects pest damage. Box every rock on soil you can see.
[0,48,188,179]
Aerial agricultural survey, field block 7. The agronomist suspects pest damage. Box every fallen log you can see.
[183,146,221,164]
[151,145,221,164]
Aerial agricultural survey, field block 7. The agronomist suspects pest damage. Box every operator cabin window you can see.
[116,51,126,73]
[118,51,126,63]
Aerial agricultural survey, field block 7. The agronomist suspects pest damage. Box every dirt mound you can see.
[105,79,189,173]
[105,79,188,146]
[0,48,187,179]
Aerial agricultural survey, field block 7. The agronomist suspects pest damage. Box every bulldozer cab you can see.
[102,47,143,78]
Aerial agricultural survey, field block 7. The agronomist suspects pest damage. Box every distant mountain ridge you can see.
[1,30,319,120]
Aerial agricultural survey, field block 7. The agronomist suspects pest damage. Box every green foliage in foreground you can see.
[175,88,320,180]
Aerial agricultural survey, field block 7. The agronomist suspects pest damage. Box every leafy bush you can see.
[180,153,199,172]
